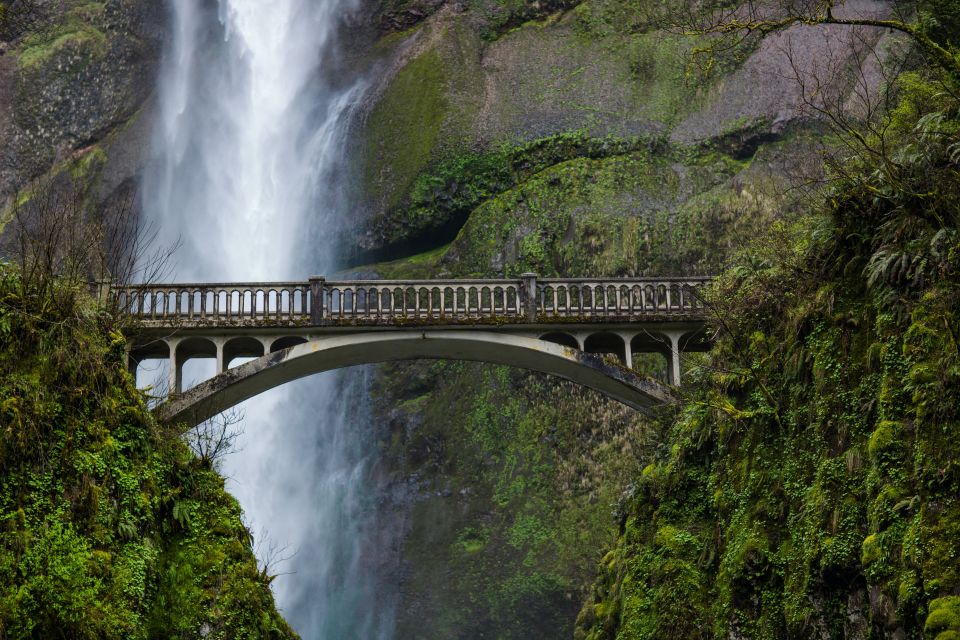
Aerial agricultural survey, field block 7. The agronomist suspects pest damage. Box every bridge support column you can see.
[618,332,634,370]
[214,338,226,375]
[167,338,182,395]
[95,279,112,309]
[573,333,587,350]
[259,337,273,354]
[665,330,683,386]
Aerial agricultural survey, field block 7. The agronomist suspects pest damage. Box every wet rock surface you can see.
[0,0,163,201]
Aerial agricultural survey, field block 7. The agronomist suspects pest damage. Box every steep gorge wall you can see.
[351,1,908,637]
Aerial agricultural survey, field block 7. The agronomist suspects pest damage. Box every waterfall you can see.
[141,0,392,637]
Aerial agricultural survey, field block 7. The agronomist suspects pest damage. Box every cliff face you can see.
[351,1,917,637]
[573,72,960,638]
[0,273,297,638]
[348,0,895,263]
[0,0,162,213]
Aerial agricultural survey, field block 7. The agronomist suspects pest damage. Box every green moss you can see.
[868,420,902,459]
[376,359,655,639]
[0,266,296,638]
[16,4,108,70]
[861,533,881,565]
[926,596,960,639]
[440,143,759,277]
[575,69,960,638]
[364,46,449,210]
[70,145,108,181]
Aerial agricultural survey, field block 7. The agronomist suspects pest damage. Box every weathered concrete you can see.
[157,331,677,427]
[114,275,712,426]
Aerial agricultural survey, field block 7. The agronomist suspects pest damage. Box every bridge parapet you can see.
[109,276,711,328]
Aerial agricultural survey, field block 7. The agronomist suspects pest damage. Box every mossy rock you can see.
[868,420,903,459]
[926,596,960,639]
[15,4,109,70]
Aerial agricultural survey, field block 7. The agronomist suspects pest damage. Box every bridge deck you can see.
[108,276,713,425]
[107,275,711,329]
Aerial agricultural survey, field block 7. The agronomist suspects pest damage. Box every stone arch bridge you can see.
[109,275,712,427]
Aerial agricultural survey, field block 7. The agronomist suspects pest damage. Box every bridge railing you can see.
[320,279,525,322]
[536,278,710,318]
[108,276,711,325]
[110,282,312,322]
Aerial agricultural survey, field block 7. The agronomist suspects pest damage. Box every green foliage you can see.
[576,66,960,639]
[376,360,658,639]
[0,266,296,638]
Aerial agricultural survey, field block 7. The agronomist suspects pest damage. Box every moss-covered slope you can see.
[575,72,960,639]
[0,269,296,639]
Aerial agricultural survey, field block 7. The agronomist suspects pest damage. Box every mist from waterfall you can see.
[141,0,392,637]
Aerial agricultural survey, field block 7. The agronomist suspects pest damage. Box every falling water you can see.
[141,0,391,637]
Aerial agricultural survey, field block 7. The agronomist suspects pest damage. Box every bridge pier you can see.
[664,330,683,386]
[168,338,182,395]
[616,331,634,370]
[215,340,226,375]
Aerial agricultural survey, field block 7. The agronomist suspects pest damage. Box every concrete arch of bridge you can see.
[628,327,712,385]
[539,332,579,350]
[157,331,676,428]
[583,332,627,364]
[224,337,264,367]
[270,336,307,353]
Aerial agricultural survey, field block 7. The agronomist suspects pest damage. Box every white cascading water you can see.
[141,0,393,637]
